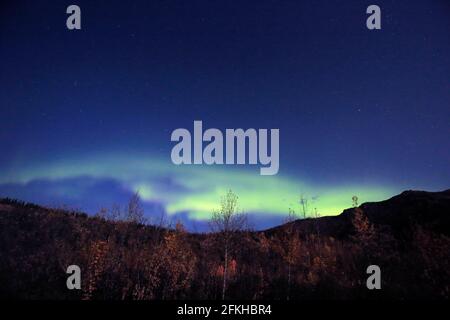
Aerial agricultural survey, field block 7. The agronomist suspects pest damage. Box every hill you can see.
[266,189,450,239]
[0,189,449,300]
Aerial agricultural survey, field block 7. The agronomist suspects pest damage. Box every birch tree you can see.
[210,190,247,300]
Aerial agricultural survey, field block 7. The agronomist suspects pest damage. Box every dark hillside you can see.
[0,190,449,300]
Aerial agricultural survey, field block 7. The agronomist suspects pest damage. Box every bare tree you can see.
[352,195,359,208]
[95,207,108,219]
[110,203,122,221]
[126,191,146,224]
[279,208,301,300]
[210,189,247,300]
[299,194,309,219]
[312,207,322,237]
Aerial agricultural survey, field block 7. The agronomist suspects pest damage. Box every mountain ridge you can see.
[0,188,449,299]
[265,189,450,238]
[1,188,449,234]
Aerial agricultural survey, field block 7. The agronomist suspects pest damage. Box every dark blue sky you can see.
[1,1,449,229]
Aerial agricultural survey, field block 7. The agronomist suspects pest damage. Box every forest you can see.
[0,189,449,300]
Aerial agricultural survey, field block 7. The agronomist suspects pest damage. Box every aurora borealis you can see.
[1,1,449,230]
[0,151,393,225]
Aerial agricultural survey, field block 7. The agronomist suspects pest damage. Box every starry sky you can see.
[1,0,449,230]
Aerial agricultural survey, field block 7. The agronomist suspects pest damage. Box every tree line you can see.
[0,191,449,300]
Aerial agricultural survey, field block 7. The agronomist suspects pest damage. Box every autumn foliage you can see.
[0,190,449,300]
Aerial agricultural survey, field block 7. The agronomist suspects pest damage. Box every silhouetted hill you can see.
[0,189,449,300]
[266,189,450,239]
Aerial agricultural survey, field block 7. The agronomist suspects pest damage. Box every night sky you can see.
[1,0,449,230]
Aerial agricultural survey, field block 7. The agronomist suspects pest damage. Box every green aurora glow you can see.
[0,153,396,220]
